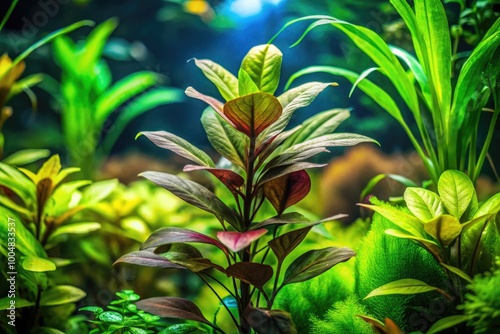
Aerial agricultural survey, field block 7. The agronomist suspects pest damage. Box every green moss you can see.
[310,296,374,334]
[355,200,450,332]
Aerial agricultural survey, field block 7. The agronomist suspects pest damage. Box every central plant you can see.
[116,44,376,333]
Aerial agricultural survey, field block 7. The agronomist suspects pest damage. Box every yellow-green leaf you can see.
[423,214,462,247]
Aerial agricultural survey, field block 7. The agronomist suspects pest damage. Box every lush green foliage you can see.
[273,0,500,185]
[50,18,183,177]
[115,43,376,333]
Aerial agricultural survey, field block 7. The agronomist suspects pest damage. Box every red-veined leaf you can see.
[183,165,244,193]
[262,170,310,215]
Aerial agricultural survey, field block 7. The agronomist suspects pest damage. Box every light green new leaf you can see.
[241,44,282,94]
[79,17,118,72]
[364,279,444,299]
[426,314,469,334]
[201,107,246,168]
[238,68,259,96]
[0,196,31,218]
[0,297,35,310]
[2,149,50,166]
[39,285,86,306]
[440,263,472,283]
[404,187,444,221]
[193,58,238,101]
[80,179,119,206]
[21,256,56,272]
[0,162,36,205]
[0,210,46,258]
[437,170,474,219]
[349,67,380,97]
[359,204,424,238]
[424,215,462,247]
[48,222,102,242]
[474,192,500,218]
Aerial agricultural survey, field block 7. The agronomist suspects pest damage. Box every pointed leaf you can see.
[48,222,102,241]
[440,263,473,283]
[138,131,214,167]
[37,154,61,182]
[269,226,313,262]
[238,68,260,96]
[263,170,311,215]
[244,307,298,334]
[140,171,239,228]
[193,58,238,101]
[0,161,36,204]
[364,279,446,299]
[424,215,462,247]
[2,149,50,166]
[426,314,469,334]
[384,229,440,251]
[185,87,230,122]
[201,107,246,168]
[360,204,424,238]
[217,229,267,252]
[404,187,445,221]
[282,247,355,285]
[259,162,325,184]
[252,212,347,230]
[241,44,282,94]
[384,318,404,334]
[21,256,56,272]
[136,297,211,325]
[438,170,475,219]
[223,92,282,137]
[226,262,273,290]
[39,285,86,306]
[183,165,244,193]
[460,214,495,275]
[114,250,186,269]
[80,179,118,206]
[474,192,500,218]
[140,227,227,253]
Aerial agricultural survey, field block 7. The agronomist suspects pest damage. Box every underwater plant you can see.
[115,43,377,333]
[50,18,184,178]
[273,0,500,186]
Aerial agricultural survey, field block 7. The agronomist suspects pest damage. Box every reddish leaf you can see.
[223,92,282,137]
[259,162,325,184]
[136,297,210,325]
[113,250,186,269]
[251,212,348,230]
[141,227,228,254]
[183,165,244,193]
[226,262,273,290]
[269,226,314,263]
[244,306,298,334]
[217,229,267,252]
[385,318,404,334]
[262,170,311,215]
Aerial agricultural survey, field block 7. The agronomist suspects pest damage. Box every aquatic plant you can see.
[115,43,377,333]
[50,18,184,178]
[273,0,500,186]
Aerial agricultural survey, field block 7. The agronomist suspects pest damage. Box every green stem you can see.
[0,0,19,33]
[198,274,237,333]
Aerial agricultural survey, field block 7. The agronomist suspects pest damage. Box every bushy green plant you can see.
[50,18,184,178]
[115,43,376,333]
[273,0,500,186]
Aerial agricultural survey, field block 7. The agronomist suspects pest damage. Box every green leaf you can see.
[269,226,314,263]
[460,213,495,275]
[223,92,282,138]
[140,171,239,228]
[48,222,101,241]
[474,192,500,218]
[160,324,205,334]
[437,170,474,219]
[424,214,462,247]
[238,68,260,96]
[79,17,118,73]
[364,279,444,299]
[240,44,282,94]
[349,67,380,97]
[404,187,445,221]
[360,204,425,238]
[79,306,104,314]
[0,161,36,206]
[2,149,50,166]
[21,256,56,272]
[40,285,86,306]
[282,247,355,286]
[80,179,119,206]
[138,131,214,167]
[0,297,35,310]
[98,311,123,323]
[201,107,246,168]
[193,58,238,101]
[426,314,469,334]
[439,263,472,283]
[0,209,46,258]
[0,195,32,218]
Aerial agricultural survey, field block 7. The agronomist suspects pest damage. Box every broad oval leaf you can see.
[437,170,474,219]
[282,246,355,286]
[262,170,311,215]
[226,262,273,290]
[223,92,282,138]
[244,307,298,334]
[193,58,238,101]
[140,227,227,253]
[136,297,211,325]
[98,311,123,323]
[138,131,214,167]
[140,171,240,229]
[424,214,462,247]
[404,187,444,221]
[217,229,267,252]
[269,226,314,263]
[240,44,282,94]
[114,250,186,269]
[21,256,56,272]
[238,68,260,96]
[183,165,244,193]
[364,279,444,300]
[39,285,86,306]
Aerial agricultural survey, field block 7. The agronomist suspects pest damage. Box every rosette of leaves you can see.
[359,170,499,333]
[115,44,376,333]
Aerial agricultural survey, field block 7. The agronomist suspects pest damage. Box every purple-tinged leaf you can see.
[256,126,301,164]
[113,250,186,269]
[183,165,244,193]
[136,297,211,325]
[244,306,298,334]
[259,162,325,185]
[174,258,225,273]
[185,86,234,124]
[217,229,267,252]
[138,131,214,167]
[161,243,226,273]
[141,227,227,254]
[140,171,240,229]
[226,262,273,290]
[282,247,355,286]
[223,92,282,137]
[251,212,348,230]
[269,226,314,263]
[263,170,311,215]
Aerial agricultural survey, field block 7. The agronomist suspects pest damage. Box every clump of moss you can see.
[310,296,373,334]
[458,258,500,333]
